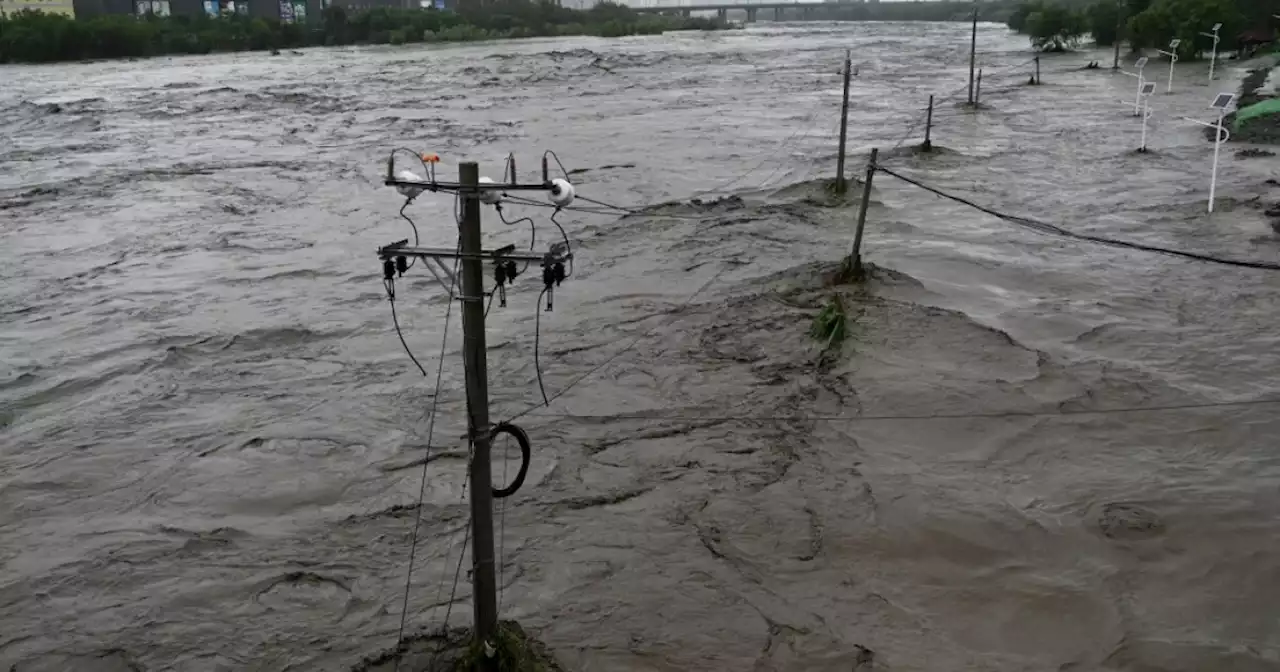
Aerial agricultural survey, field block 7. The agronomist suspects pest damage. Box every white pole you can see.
[1141,97,1150,151]
[1201,26,1221,82]
[1209,109,1224,213]
[1209,36,1218,81]
[1135,73,1144,115]
[1167,54,1176,93]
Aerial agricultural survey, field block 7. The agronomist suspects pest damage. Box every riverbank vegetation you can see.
[0,0,721,64]
[1008,0,1276,56]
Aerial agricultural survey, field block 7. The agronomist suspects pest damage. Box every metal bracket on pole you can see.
[384,177,552,193]
[376,244,568,297]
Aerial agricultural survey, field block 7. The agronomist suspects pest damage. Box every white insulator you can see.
[549,178,575,207]
[478,176,502,205]
[395,169,425,199]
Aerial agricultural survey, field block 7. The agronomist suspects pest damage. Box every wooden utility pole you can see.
[378,161,568,666]
[967,3,978,106]
[922,95,934,152]
[1112,8,1124,69]
[458,161,499,655]
[835,49,852,193]
[850,148,878,275]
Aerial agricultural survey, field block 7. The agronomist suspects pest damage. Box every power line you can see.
[874,165,1280,271]
[393,236,461,666]
[522,396,1280,423]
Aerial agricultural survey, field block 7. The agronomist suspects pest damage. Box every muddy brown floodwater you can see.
[3,22,1280,672]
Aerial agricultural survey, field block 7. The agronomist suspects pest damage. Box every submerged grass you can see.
[809,294,849,350]
[453,620,563,672]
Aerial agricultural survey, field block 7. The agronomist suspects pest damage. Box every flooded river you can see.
[3,21,1280,672]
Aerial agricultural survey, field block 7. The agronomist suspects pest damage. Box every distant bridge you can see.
[626,0,852,15]
[628,0,846,8]
[625,0,868,20]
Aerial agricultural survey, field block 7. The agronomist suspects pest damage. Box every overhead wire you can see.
[874,165,1280,271]
[398,200,420,270]
[393,195,463,666]
[384,281,429,378]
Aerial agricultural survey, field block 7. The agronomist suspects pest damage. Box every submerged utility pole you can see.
[967,3,978,106]
[378,158,571,665]
[457,161,499,652]
[922,94,934,152]
[1112,9,1123,69]
[835,49,852,193]
[850,147,878,275]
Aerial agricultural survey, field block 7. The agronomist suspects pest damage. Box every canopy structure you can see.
[1234,98,1280,130]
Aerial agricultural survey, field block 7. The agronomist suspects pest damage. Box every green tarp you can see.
[1234,98,1280,130]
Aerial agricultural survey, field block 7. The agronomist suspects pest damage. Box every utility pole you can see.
[922,94,934,152]
[835,49,852,193]
[1112,7,1124,70]
[850,147,878,276]
[458,161,499,654]
[967,2,978,106]
[378,160,569,664]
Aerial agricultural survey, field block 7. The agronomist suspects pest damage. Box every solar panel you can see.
[1134,56,1149,68]
[1211,22,1221,31]
[1141,82,1156,95]
[1210,93,1236,110]
[1169,38,1182,48]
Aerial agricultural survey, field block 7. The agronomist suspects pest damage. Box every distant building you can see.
[70,0,322,18]
[0,0,76,16]
[330,0,414,10]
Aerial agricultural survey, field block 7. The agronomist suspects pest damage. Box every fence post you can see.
[850,148,878,276]
[923,95,934,152]
[1112,12,1123,69]
[835,49,852,193]
[967,3,978,105]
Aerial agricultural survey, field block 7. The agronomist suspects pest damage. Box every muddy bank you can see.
[352,621,562,672]
[1213,58,1280,145]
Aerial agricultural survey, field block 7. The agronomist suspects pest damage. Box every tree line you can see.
[0,0,721,63]
[1007,0,1277,55]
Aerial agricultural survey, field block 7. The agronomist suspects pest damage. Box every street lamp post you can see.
[1183,93,1238,214]
[1157,38,1181,93]
[1120,56,1150,116]
[1200,23,1221,82]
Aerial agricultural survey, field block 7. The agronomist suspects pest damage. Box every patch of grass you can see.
[808,294,848,350]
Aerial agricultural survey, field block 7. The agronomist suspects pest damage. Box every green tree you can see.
[1128,0,1244,56]
[1087,0,1122,44]
[1027,3,1087,50]
[1007,1,1042,31]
